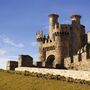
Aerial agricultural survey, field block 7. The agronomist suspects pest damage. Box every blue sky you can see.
[0,0,90,69]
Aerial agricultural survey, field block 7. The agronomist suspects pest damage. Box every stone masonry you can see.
[7,13,90,71]
[6,61,18,70]
[18,55,33,67]
[36,14,88,69]
[15,67,90,81]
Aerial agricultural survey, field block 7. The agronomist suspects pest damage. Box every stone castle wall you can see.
[65,52,90,71]
[7,61,18,70]
[88,32,90,43]
[15,67,90,81]
[36,14,87,68]
[7,14,90,72]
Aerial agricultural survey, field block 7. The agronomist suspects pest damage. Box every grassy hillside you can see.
[0,71,90,90]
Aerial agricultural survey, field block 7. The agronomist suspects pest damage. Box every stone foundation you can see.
[15,67,90,81]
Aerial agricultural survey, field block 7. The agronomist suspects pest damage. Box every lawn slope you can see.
[0,71,90,90]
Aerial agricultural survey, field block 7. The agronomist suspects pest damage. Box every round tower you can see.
[48,14,59,39]
[71,15,81,24]
[36,31,44,62]
[54,24,70,68]
[71,15,82,54]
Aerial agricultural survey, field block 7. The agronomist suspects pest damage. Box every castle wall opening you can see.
[45,55,55,68]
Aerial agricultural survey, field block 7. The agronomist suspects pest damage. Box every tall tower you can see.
[71,15,81,24]
[54,23,70,68]
[71,15,82,54]
[36,32,44,62]
[48,14,59,40]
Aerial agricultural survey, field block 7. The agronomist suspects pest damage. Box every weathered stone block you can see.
[55,64,61,69]
[6,61,18,70]
[45,62,53,68]
[18,55,33,67]
[86,43,90,59]
[36,62,42,67]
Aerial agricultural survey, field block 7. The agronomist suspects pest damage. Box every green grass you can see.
[0,71,90,90]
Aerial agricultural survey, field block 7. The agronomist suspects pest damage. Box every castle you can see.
[36,14,89,69]
[6,13,90,71]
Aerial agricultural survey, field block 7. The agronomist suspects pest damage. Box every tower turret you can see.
[54,26,70,68]
[36,31,43,41]
[55,23,60,32]
[48,14,59,39]
[71,15,82,54]
[36,31,44,62]
[71,15,81,24]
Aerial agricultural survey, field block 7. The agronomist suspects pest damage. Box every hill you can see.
[0,70,90,90]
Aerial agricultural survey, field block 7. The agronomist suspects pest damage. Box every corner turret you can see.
[71,15,81,24]
[70,15,82,54]
[48,14,59,39]
[36,31,43,42]
[53,24,70,68]
[36,31,44,63]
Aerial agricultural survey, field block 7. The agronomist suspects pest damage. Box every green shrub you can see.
[24,71,30,76]
[74,79,81,83]
[80,80,86,84]
[67,77,74,83]
[30,72,38,77]
[49,74,55,79]
[60,76,66,81]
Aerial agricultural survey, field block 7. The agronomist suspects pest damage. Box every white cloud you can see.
[31,41,37,47]
[0,48,6,56]
[1,36,24,48]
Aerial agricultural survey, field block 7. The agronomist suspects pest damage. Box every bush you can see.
[24,71,30,76]
[50,74,56,79]
[15,71,22,75]
[30,72,37,77]
[67,77,74,83]
[4,70,90,85]
[80,80,86,84]
[36,73,42,78]
[74,79,81,83]
[60,76,66,81]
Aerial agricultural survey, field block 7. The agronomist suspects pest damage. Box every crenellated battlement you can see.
[54,31,69,36]
[36,31,43,41]
[6,13,90,71]
[60,24,71,32]
[36,13,88,69]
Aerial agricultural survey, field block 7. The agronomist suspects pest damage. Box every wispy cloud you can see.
[0,35,24,48]
[0,48,6,56]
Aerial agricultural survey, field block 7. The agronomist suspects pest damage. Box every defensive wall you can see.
[65,52,90,71]
[15,67,90,81]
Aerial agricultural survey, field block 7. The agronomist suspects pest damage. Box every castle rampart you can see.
[36,13,88,69]
[6,13,90,71]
